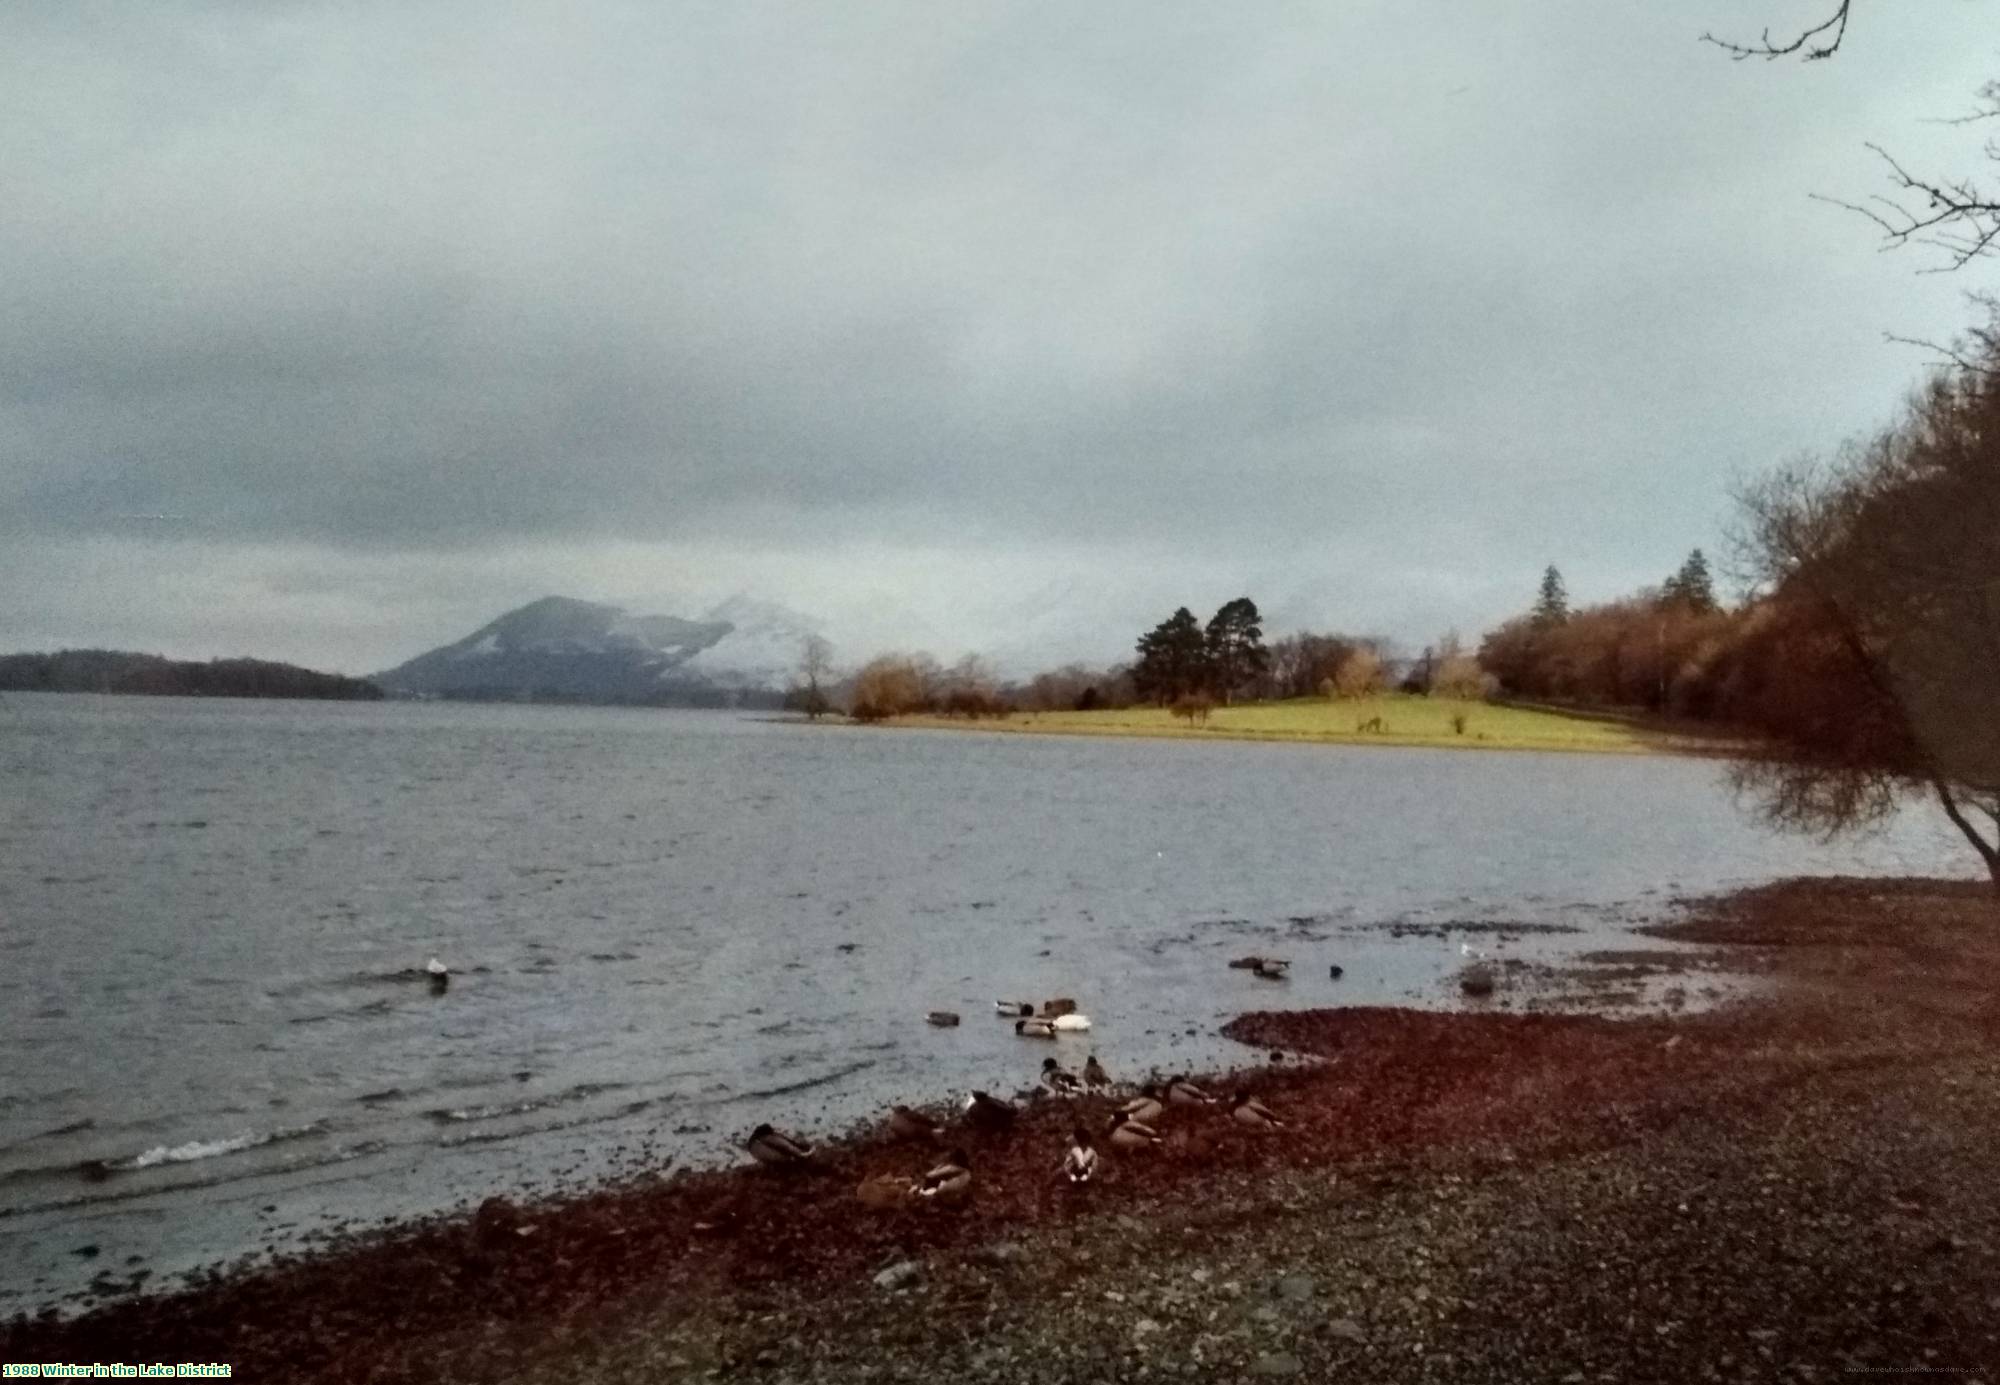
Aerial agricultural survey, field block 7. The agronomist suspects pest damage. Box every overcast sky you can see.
[4,1,1997,675]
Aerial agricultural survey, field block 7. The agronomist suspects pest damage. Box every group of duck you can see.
[742,994,1288,1206]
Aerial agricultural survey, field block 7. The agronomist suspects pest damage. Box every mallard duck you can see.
[926,1010,961,1027]
[1082,1055,1111,1090]
[1230,1092,1286,1130]
[1040,1058,1083,1095]
[746,1123,815,1166]
[964,1090,1017,1130]
[912,1149,972,1202]
[888,1105,943,1142]
[426,956,449,993]
[1328,964,1344,980]
[1015,1017,1058,1039]
[1253,958,1290,980]
[1062,1128,1098,1183]
[1166,1077,1215,1106]
[1106,1109,1162,1151]
[1120,1086,1166,1124]
[1040,997,1078,1018]
[1226,955,1264,970]
[995,1000,1035,1016]
[1049,1013,1092,1032]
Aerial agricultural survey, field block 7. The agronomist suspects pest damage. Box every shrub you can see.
[1169,692,1214,726]
[1332,649,1384,698]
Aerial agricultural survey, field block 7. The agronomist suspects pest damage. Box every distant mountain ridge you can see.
[372,595,817,706]
[0,650,383,701]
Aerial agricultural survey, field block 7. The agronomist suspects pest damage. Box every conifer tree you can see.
[1531,566,1570,627]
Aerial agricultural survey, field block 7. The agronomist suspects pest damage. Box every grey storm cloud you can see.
[2,1,1997,671]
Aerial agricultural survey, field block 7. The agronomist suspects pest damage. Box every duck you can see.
[1049,1013,1092,1033]
[1082,1054,1111,1090]
[888,1105,943,1143]
[426,956,449,993]
[1120,1085,1166,1124]
[912,1149,973,1202]
[1253,958,1291,980]
[964,1090,1018,1130]
[1226,955,1264,970]
[745,1123,816,1167]
[1230,1092,1287,1131]
[926,1010,961,1027]
[1039,997,1078,1018]
[1328,964,1344,980]
[1166,1077,1215,1106]
[1040,1058,1083,1095]
[995,1000,1035,1016]
[1062,1128,1098,1183]
[1106,1109,1163,1151]
[1015,1017,1058,1039]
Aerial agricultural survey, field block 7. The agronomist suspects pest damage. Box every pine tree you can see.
[1532,566,1569,627]
[1662,549,1718,614]
[1203,597,1269,704]
[1134,608,1208,704]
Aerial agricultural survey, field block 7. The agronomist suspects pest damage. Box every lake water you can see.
[0,693,1975,1314]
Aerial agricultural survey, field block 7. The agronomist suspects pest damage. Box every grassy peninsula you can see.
[885,694,1730,756]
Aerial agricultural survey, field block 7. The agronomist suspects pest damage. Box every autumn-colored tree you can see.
[847,654,931,722]
[1731,343,2000,889]
[1331,648,1385,699]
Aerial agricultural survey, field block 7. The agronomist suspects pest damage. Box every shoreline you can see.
[8,877,1996,1381]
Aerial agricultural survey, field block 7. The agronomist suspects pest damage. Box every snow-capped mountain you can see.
[373,595,821,705]
[679,595,823,691]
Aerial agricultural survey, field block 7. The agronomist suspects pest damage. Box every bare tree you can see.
[1706,4,2000,270]
[1731,335,2000,890]
[1702,0,1850,62]
[790,634,835,720]
[1330,648,1385,700]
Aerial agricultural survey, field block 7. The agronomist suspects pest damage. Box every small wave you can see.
[730,1058,877,1103]
[32,1118,95,1141]
[436,1099,656,1149]
[422,1080,629,1127]
[287,999,393,1026]
[129,1121,325,1170]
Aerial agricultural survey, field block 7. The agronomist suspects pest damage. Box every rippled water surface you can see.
[0,693,1974,1312]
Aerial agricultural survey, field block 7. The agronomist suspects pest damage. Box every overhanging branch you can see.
[1701,0,1851,61]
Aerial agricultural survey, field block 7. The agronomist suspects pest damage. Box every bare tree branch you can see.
[1809,144,2000,270]
[1701,0,1851,61]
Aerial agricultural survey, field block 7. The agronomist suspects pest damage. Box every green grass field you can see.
[891,694,1732,756]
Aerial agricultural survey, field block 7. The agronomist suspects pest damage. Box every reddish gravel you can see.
[8,876,1997,1383]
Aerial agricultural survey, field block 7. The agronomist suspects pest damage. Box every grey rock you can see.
[1276,1275,1316,1302]
[873,1260,924,1291]
[1251,1352,1304,1376]
[1325,1318,1367,1343]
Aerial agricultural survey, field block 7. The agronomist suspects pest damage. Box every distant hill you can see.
[0,650,384,701]
[371,595,819,707]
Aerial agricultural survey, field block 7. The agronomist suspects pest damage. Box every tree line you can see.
[0,649,385,701]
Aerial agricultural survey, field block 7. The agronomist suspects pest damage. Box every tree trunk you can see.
[1931,777,2000,895]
